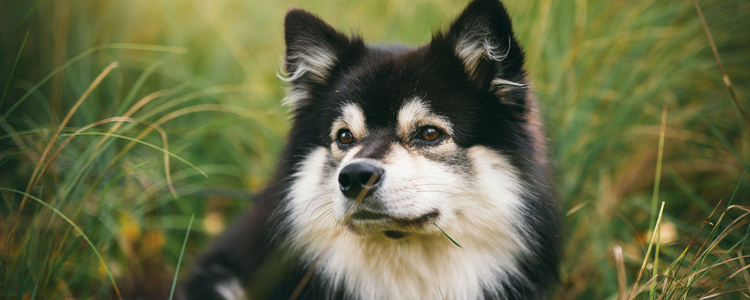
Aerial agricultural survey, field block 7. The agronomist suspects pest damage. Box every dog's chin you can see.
[344,210,440,239]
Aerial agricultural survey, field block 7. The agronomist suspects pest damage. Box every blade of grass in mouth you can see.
[427,216,462,248]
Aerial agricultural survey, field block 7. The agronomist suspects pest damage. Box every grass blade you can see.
[630,201,666,300]
[649,107,668,297]
[0,188,122,299]
[169,214,194,300]
[427,216,462,248]
[0,27,30,108]
[691,0,750,130]
[18,62,119,213]
[4,0,45,41]
[0,44,186,122]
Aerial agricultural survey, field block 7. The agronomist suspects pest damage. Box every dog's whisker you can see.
[305,191,333,212]
[308,208,335,237]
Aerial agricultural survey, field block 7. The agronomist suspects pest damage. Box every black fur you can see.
[184,0,561,299]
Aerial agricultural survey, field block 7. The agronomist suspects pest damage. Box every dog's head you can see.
[280,0,547,248]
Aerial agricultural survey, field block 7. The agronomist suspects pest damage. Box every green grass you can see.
[1,0,749,299]
[169,214,194,300]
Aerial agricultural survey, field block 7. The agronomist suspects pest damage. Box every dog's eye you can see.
[337,129,355,146]
[419,127,443,142]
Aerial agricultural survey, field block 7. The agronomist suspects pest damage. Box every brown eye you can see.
[420,127,442,142]
[337,130,354,146]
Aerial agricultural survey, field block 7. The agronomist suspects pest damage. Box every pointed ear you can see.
[282,9,358,107]
[436,0,527,99]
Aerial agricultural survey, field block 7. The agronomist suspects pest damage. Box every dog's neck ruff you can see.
[282,147,532,300]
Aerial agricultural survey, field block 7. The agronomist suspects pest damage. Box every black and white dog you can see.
[185,0,561,299]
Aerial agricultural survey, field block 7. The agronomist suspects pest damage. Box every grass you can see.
[169,214,194,300]
[428,215,463,249]
[1,0,749,299]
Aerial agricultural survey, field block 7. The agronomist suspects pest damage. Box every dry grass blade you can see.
[691,0,750,131]
[696,212,749,268]
[738,251,750,295]
[699,264,750,298]
[288,256,322,300]
[689,255,750,281]
[629,201,666,300]
[0,188,123,299]
[566,201,588,216]
[658,218,708,297]
[85,117,178,198]
[630,274,662,299]
[94,103,257,198]
[47,117,177,199]
[18,61,118,212]
[65,132,204,176]
[88,89,172,164]
[698,289,750,300]
[0,62,122,273]
[674,211,750,298]
[677,201,725,284]
[614,245,627,300]
[728,205,750,214]
[0,44,186,122]
[73,104,247,211]
[677,168,749,298]
[49,117,176,257]
[135,85,254,121]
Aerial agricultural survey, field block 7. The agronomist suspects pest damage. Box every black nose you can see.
[338,162,384,199]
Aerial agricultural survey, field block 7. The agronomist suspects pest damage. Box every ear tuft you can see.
[281,9,356,107]
[439,0,527,99]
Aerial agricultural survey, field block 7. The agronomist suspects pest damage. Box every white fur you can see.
[454,33,525,90]
[278,47,337,107]
[215,277,247,300]
[396,98,454,139]
[331,103,368,141]
[283,127,531,300]
[279,48,336,83]
[491,78,525,87]
[329,103,368,160]
[455,34,507,75]
[280,86,310,109]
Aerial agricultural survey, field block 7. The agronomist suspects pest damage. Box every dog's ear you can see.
[434,0,527,100]
[282,9,358,107]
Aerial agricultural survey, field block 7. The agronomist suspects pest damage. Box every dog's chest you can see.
[302,235,517,300]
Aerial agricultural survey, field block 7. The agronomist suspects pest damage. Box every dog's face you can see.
[320,61,525,240]
[281,0,540,254]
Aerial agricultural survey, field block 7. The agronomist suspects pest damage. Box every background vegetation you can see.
[1,0,748,299]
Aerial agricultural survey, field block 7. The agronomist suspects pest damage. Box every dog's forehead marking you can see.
[331,103,368,139]
[397,98,453,138]
[382,142,411,165]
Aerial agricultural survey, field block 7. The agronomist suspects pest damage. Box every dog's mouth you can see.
[383,230,408,239]
[346,210,439,238]
[350,210,390,220]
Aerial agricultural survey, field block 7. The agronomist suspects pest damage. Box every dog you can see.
[184,0,561,299]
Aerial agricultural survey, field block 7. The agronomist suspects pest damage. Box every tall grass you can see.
[1,0,748,299]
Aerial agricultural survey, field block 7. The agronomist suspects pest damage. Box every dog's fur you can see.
[184,0,561,299]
